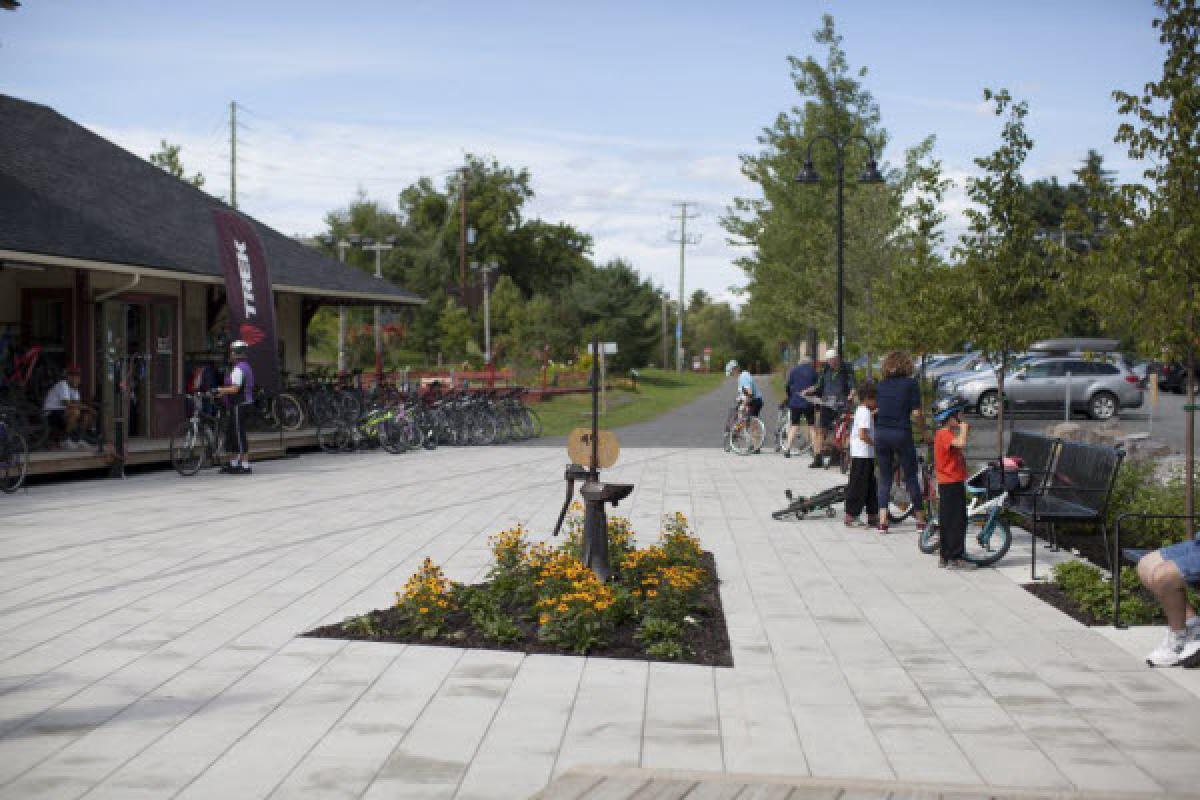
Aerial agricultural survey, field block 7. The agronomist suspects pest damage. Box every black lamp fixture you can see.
[793,133,886,363]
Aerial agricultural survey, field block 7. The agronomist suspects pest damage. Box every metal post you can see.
[590,335,599,478]
[835,149,845,362]
[459,166,468,299]
[336,241,348,375]
[229,101,237,210]
[677,217,685,373]
[1064,370,1071,421]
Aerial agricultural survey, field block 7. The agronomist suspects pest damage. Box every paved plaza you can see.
[2,386,1200,799]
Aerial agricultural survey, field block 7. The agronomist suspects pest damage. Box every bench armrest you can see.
[1029,484,1112,497]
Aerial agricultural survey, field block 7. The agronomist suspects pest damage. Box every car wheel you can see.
[976,390,1000,419]
[1088,391,1117,421]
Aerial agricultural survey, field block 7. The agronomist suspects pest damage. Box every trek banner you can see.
[211,209,281,394]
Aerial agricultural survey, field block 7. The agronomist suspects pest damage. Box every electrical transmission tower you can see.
[668,202,701,373]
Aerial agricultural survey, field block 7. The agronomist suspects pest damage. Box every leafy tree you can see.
[148,140,205,188]
[438,299,475,362]
[955,89,1058,460]
[1095,0,1200,518]
[569,259,661,370]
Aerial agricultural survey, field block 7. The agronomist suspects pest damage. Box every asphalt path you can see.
[527,373,782,449]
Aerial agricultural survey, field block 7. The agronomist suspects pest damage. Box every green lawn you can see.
[534,368,727,437]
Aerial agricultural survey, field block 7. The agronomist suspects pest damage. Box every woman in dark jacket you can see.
[873,351,927,534]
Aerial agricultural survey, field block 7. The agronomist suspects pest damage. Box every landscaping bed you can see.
[303,511,733,667]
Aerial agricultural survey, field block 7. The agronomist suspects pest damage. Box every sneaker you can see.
[949,559,978,571]
[809,456,824,469]
[938,557,949,568]
[876,525,889,535]
[784,451,791,459]
[219,464,237,474]
[237,465,253,475]
[844,514,862,528]
[1146,629,1188,667]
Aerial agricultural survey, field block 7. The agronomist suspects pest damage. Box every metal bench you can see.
[1113,513,1200,628]
[1008,440,1124,581]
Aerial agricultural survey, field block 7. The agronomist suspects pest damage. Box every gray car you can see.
[948,356,1144,420]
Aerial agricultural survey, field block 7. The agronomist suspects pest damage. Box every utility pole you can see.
[361,238,395,382]
[458,165,469,299]
[229,101,237,210]
[669,203,700,373]
[335,240,350,373]
[661,293,668,369]
[472,261,497,365]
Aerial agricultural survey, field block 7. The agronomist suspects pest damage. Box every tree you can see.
[569,259,661,370]
[438,299,475,362]
[148,140,205,188]
[1100,0,1200,519]
[956,89,1059,460]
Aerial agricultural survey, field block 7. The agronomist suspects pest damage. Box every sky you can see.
[0,1,1168,306]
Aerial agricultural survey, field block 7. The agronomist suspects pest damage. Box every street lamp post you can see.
[795,135,885,362]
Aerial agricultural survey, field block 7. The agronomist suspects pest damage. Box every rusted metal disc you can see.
[567,428,620,469]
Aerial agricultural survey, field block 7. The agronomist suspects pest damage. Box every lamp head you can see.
[795,160,820,184]
[858,159,885,184]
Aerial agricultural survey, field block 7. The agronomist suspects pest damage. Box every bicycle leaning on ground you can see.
[724,395,765,455]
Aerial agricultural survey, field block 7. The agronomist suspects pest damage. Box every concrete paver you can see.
[1,379,1198,798]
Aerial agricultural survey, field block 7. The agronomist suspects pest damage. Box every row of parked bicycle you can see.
[170,386,544,475]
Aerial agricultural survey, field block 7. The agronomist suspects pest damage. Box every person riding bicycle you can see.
[804,348,854,468]
[215,340,254,475]
[782,356,817,459]
[738,366,763,418]
[932,395,973,569]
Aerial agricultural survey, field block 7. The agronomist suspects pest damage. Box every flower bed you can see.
[303,510,733,666]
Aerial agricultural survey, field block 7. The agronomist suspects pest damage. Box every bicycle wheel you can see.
[729,419,760,455]
[318,421,352,453]
[524,407,543,438]
[379,417,406,454]
[472,413,498,446]
[887,470,915,523]
[747,417,766,452]
[169,420,208,477]
[274,393,305,431]
[963,513,1012,567]
[0,429,28,493]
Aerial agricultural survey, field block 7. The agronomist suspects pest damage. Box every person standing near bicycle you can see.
[844,381,879,527]
[215,340,255,475]
[932,396,973,568]
[873,351,927,534]
[782,356,816,458]
[804,348,854,468]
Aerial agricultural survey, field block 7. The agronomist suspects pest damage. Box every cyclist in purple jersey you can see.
[215,340,255,475]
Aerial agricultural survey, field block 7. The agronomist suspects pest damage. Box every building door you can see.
[149,302,181,436]
[97,300,126,447]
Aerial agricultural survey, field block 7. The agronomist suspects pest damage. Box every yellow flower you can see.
[418,607,429,614]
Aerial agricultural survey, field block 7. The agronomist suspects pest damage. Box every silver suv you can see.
[949,357,1144,420]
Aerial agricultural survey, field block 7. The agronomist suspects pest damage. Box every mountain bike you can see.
[317,405,407,454]
[918,460,1016,567]
[724,396,765,455]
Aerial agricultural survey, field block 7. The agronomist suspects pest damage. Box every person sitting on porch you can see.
[1137,536,1200,668]
[215,340,255,475]
[42,365,92,449]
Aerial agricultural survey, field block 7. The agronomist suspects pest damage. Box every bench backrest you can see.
[1047,441,1124,514]
[1006,431,1060,491]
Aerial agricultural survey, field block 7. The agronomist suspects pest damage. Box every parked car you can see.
[952,356,1144,420]
[925,353,987,384]
[1160,360,1200,394]
[936,353,1036,398]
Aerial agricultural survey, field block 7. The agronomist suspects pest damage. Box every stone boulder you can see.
[1045,421,1084,442]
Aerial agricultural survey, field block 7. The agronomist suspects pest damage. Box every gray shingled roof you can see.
[0,94,422,305]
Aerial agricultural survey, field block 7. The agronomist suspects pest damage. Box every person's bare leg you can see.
[785,423,798,452]
[810,427,825,460]
[1139,552,1189,630]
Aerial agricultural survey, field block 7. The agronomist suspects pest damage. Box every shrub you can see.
[1052,560,1159,625]
[395,557,456,639]
[1106,460,1200,550]
[635,616,689,661]
[561,505,637,567]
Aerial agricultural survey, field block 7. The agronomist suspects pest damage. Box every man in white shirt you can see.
[42,365,92,449]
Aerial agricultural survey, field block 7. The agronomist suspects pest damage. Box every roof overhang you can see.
[0,249,424,306]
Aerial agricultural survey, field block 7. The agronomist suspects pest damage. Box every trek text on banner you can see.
[211,209,282,394]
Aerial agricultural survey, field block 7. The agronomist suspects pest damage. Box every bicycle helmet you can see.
[230,340,249,355]
[932,395,968,424]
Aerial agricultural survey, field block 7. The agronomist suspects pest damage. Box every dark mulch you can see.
[302,551,734,667]
[1022,581,1106,627]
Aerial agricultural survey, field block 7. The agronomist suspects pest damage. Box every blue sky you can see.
[1,1,1166,304]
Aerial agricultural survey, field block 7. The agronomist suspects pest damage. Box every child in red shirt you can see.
[932,397,971,569]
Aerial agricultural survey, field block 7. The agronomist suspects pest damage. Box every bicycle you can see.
[918,460,1016,567]
[317,405,407,454]
[724,396,765,455]
[0,412,28,493]
[772,404,813,457]
[169,391,227,476]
